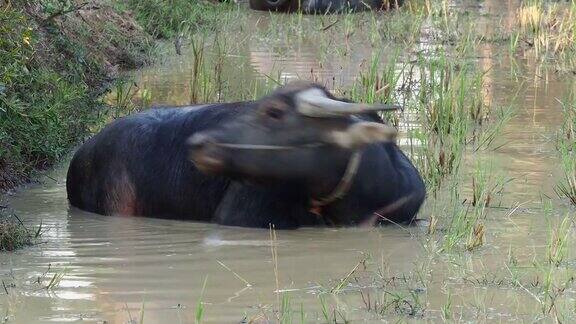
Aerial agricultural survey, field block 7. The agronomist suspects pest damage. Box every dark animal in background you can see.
[67,81,425,229]
[248,0,403,14]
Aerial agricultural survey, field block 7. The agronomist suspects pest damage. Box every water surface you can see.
[2,1,575,322]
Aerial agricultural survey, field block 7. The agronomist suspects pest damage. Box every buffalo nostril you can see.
[187,133,213,150]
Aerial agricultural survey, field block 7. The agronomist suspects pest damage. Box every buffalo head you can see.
[188,82,399,190]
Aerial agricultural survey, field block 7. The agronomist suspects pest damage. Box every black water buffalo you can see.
[66,82,425,229]
[249,0,403,13]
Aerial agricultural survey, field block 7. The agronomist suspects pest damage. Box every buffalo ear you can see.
[327,122,397,149]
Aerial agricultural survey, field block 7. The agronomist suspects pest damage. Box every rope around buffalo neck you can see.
[310,150,362,208]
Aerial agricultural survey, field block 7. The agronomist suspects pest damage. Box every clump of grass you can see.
[346,42,507,194]
[277,293,308,324]
[0,210,40,252]
[518,0,544,33]
[319,295,350,323]
[0,218,33,252]
[439,199,474,252]
[547,215,572,267]
[556,84,576,205]
[44,268,68,290]
[183,32,258,104]
[432,180,489,252]
[352,50,404,106]
[556,144,576,205]
[371,9,424,44]
[499,204,576,320]
[107,79,140,118]
[469,161,509,208]
[517,0,576,59]
[472,105,516,152]
[441,290,452,321]
[437,159,511,252]
[409,52,479,191]
[190,34,208,104]
[404,0,448,17]
[359,288,425,318]
[195,277,208,324]
[346,50,405,130]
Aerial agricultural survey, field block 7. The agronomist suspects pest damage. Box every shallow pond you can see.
[2,0,576,322]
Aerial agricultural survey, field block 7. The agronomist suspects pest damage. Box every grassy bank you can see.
[0,0,237,193]
[0,1,156,191]
[0,0,159,251]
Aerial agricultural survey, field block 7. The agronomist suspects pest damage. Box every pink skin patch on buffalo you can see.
[104,168,138,216]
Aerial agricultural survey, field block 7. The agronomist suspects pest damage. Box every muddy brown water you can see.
[2,1,575,323]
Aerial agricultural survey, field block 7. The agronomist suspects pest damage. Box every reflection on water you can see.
[2,1,575,322]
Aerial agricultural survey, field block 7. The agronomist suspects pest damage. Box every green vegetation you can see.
[3,0,576,322]
[0,218,32,251]
[517,0,576,59]
[1,5,85,187]
[0,1,154,190]
[117,0,236,38]
[556,83,576,205]
[0,0,242,194]
[0,209,40,251]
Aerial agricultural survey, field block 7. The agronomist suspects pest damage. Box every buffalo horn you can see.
[296,89,401,117]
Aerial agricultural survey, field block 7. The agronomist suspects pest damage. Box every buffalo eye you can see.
[265,107,285,120]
